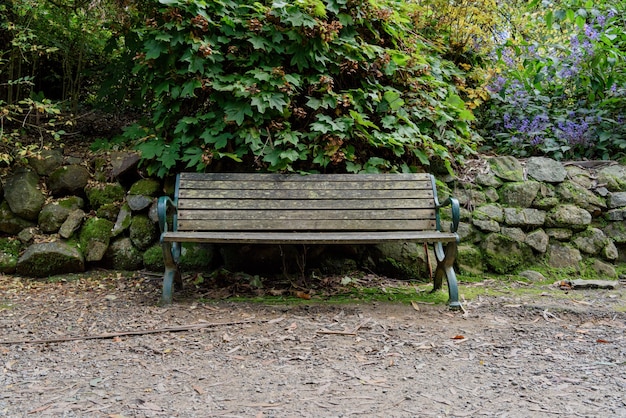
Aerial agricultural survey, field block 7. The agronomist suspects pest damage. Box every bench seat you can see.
[158,173,461,309]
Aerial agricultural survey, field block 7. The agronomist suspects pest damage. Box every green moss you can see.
[377,257,425,281]
[457,244,483,276]
[180,243,214,270]
[482,234,533,274]
[96,203,121,221]
[58,196,84,210]
[129,179,161,196]
[85,183,125,209]
[143,244,164,271]
[0,237,24,273]
[79,217,114,250]
[130,215,158,250]
[0,237,25,255]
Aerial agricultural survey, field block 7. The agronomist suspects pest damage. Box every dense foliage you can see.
[127,0,477,176]
[0,0,136,164]
[479,0,626,160]
[2,0,625,173]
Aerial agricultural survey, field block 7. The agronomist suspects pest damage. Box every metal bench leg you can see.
[432,241,461,310]
[161,242,181,305]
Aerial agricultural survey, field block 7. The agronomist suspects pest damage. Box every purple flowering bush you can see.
[479,1,626,160]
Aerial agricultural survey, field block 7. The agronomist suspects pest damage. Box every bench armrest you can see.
[157,196,178,235]
[437,197,460,233]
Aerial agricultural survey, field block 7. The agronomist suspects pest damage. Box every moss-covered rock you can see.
[0,201,35,235]
[143,244,164,271]
[79,217,114,262]
[16,241,85,277]
[4,170,46,220]
[457,244,483,276]
[48,165,90,196]
[96,203,121,221]
[105,237,143,270]
[0,238,23,273]
[129,215,159,250]
[482,233,533,274]
[129,179,161,196]
[85,182,125,209]
[370,242,427,280]
[180,242,214,270]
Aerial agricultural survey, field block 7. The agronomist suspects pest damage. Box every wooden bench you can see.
[157,173,461,309]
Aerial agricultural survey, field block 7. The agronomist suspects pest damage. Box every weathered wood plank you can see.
[162,230,457,244]
[178,188,434,200]
[179,179,433,191]
[179,172,433,182]
[176,218,436,231]
[177,198,436,210]
[177,209,436,221]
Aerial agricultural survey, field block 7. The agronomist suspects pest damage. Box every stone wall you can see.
[444,155,625,279]
[0,150,624,279]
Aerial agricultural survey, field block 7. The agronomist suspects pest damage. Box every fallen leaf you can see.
[410,301,420,311]
[294,291,311,300]
[596,339,610,344]
[451,335,465,340]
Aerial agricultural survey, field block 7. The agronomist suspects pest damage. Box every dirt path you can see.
[1,273,625,417]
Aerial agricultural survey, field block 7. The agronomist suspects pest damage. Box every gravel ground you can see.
[1,272,626,417]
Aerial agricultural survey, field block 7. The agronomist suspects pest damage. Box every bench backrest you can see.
[174,173,443,232]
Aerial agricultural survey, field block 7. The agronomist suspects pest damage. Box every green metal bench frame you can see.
[158,173,461,309]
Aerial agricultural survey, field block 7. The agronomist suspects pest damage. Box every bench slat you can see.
[179,179,433,191]
[178,188,433,200]
[177,198,436,210]
[179,172,432,182]
[177,219,436,231]
[177,209,435,221]
[161,230,457,244]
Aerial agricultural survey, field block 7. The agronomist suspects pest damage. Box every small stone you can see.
[59,209,85,239]
[519,270,547,282]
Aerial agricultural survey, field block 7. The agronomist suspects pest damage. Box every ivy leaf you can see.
[267,93,287,112]
[248,36,268,50]
[224,103,252,125]
[144,40,167,60]
[181,79,202,98]
[383,90,405,111]
[251,96,269,114]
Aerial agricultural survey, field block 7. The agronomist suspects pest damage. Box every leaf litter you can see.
[0,272,625,417]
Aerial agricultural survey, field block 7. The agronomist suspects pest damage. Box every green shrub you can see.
[126,0,478,176]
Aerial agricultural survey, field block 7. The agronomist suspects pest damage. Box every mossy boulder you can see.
[96,203,121,221]
[129,179,161,196]
[28,149,64,176]
[79,217,114,262]
[105,237,143,270]
[143,244,164,271]
[488,156,524,182]
[597,165,626,192]
[0,201,35,234]
[370,242,428,280]
[129,215,159,250]
[112,204,132,237]
[48,164,90,196]
[0,238,23,273]
[3,170,46,221]
[481,233,533,274]
[457,244,483,276]
[499,181,541,208]
[16,241,85,277]
[127,179,161,211]
[546,243,582,270]
[180,242,214,270]
[85,182,125,210]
